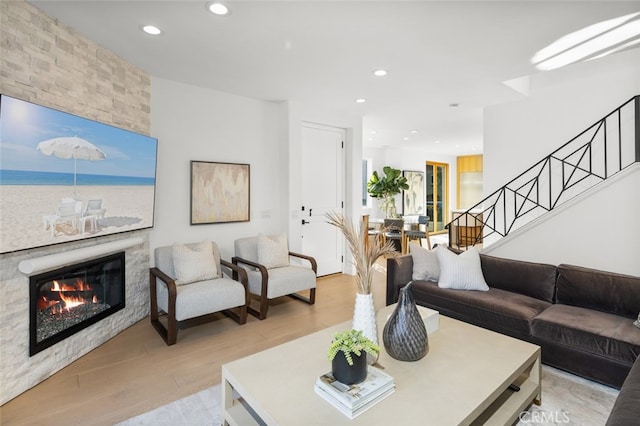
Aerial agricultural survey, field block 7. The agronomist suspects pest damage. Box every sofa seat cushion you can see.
[410,280,551,336]
[532,304,640,365]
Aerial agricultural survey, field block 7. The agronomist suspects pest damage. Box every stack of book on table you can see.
[314,366,395,419]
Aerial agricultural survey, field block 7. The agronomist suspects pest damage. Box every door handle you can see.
[309,208,313,217]
[302,219,308,225]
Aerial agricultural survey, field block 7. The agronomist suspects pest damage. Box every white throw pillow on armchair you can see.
[436,246,489,291]
[257,233,290,269]
[172,242,218,285]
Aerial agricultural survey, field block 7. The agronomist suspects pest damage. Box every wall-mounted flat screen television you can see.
[0,94,158,254]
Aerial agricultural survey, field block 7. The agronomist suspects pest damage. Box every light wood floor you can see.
[0,267,389,425]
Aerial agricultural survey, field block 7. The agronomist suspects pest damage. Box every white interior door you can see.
[301,123,344,276]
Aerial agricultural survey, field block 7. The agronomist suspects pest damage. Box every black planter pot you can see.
[331,351,367,385]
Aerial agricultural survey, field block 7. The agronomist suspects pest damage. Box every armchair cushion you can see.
[156,277,246,322]
[172,242,219,285]
[246,265,317,299]
[257,233,290,269]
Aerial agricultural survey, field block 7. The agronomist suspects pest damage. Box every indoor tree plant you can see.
[367,166,409,218]
[325,212,397,364]
[328,329,380,384]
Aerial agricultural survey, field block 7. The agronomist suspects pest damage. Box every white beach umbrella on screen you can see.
[37,136,106,197]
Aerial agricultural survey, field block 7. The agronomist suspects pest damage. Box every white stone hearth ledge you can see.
[18,236,144,275]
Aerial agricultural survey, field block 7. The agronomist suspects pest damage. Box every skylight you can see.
[532,12,640,71]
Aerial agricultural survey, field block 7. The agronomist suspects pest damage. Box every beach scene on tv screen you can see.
[0,95,157,253]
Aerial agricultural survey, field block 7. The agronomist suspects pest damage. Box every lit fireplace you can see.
[29,252,125,356]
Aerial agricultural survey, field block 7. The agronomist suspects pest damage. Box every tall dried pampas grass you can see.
[325,212,397,295]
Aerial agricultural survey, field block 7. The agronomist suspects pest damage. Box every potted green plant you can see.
[328,329,380,384]
[367,166,409,218]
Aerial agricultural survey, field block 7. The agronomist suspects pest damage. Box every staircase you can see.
[447,95,640,250]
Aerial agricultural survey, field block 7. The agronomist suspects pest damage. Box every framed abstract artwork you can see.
[402,170,425,215]
[190,161,250,224]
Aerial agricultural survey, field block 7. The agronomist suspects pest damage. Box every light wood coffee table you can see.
[222,310,541,425]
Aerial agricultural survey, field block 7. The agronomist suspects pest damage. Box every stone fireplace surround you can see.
[0,0,153,405]
[0,232,150,404]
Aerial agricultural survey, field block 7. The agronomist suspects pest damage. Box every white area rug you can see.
[116,385,222,426]
[119,366,618,425]
[516,366,618,426]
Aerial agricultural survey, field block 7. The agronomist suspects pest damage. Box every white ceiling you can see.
[29,1,640,156]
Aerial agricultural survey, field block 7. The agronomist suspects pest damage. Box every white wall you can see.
[150,77,287,261]
[484,49,640,195]
[150,79,365,271]
[482,49,640,274]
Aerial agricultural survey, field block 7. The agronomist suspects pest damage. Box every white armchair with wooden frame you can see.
[149,241,249,345]
[232,234,317,320]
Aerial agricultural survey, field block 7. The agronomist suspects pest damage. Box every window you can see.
[426,162,449,233]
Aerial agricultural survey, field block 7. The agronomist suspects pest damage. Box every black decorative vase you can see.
[332,351,367,385]
[383,282,429,361]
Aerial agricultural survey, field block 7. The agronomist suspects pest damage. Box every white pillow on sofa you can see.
[436,246,489,291]
[172,242,218,285]
[257,233,290,269]
[410,243,440,282]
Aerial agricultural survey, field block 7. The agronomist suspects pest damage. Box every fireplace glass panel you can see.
[30,252,125,356]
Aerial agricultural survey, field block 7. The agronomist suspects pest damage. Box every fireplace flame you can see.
[41,279,95,313]
[59,292,87,310]
[51,279,91,292]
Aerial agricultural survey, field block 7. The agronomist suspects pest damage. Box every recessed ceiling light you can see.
[403,137,409,141]
[434,140,441,144]
[368,138,373,141]
[373,69,387,77]
[141,25,162,35]
[370,130,377,134]
[355,98,366,103]
[410,130,418,134]
[207,2,231,16]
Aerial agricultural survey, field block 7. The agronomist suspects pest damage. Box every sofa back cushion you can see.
[556,264,640,318]
[480,254,556,303]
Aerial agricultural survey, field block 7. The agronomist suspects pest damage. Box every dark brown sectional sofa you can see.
[386,253,640,390]
[606,356,640,425]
